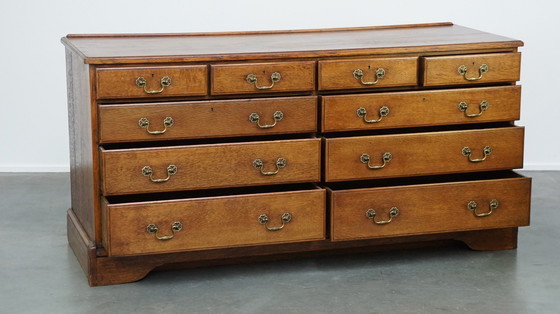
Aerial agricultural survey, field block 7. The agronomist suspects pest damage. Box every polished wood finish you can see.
[61,23,523,64]
[101,138,321,195]
[330,175,531,241]
[99,96,317,143]
[96,65,208,99]
[322,86,521,132]
[318,57,418,90]
[423,52,521,86]
[325,126,524,182]
[211,61,315,95]
[103,188,326,256]
[63,23,529,286]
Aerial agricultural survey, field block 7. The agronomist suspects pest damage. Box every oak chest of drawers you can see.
[62,22,531,286]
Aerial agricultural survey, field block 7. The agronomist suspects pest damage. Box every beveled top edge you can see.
[65,22,455,39]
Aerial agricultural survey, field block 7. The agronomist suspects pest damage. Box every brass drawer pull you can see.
[246,72,281,90]
[141,164,177,183]
[462,146,492,163]
[249,111,284,129]
[356,106,389,123]
[467,199,499,217]
[366,207,399,225]
[353,68,385,85]
[138,117,174,134]
[135,76,172,94]
[458,100,489,118]
[253,158,287,176]
[258,213,292,231]
[457,64,489,81]
[146,221,183,240]
[360,152,392,169]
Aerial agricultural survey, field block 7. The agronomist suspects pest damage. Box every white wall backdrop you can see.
[0,0,558,171]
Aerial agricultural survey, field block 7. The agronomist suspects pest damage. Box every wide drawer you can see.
[98,96,318,143]
[102,187,326,256]
[96,65,208,99]
[318,57,418,90]
[100,138,321,195]
[324,126,524,182]
[423,52,521,86]
[329,173,531,241]
[322,86,521,132]
[211,61,315,95]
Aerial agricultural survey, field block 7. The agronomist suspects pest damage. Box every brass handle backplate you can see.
[136,76,171,94]
[246,72,281,90]
[253,158,287,176]
[353,68,385,85]
[462,146,492,163]
[249,111,284,129]
[457,64,489,81]
[356,106,389,123]
[142,164,177,183]
[360,152,392,169]
[138,117,174,134]
[467,199,499,217]
[458,100,489,118]
[146,221,182,240]
[258,213,292,231]
[366,207,399,225]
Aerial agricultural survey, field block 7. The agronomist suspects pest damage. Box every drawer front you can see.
[98,96,317,143]
[101,138,321,195]
[423,52,521,86]
[103,188,326,256]
[211,61,315,95]
[322,86,521,132]
[96,66,208,99]
[330,175,531,241]
[318,57,418,90]
[325,127,524,182]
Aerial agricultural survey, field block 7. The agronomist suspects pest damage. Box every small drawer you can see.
[211,61,315,95]
[102,187,326,256]
[322,86,521,132]
[318,57,418,90]
[324,126,524,182]
[329,173,531,241]
[98,96,318,143]
[96,65,208,99]
[100,138,321,195]
[423,52,521,86]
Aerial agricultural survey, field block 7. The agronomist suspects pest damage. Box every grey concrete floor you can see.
[0,171,558,313]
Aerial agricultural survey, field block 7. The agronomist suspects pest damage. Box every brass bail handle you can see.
[142,164,177,183]
[458,100,489,118]
[146,221,183,240]
[462,146,492,163]
[138,117,174,134]
[249,111,284,129]
[136,76,172,94]
[258,213,292,231]
[467,199,499,217]
[360,152,392,169]
[353,68,386,85]
[365,207,399,225]
[246,72,282,90]
[457,64,489,81]
[356,106,390,123]
[253,158,287,176]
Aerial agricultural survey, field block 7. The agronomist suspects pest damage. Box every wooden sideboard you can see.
[62,22,530,286]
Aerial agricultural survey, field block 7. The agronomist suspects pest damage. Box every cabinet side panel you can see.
[66,48,97,242]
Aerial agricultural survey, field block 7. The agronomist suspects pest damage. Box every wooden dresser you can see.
[62,22,531,286]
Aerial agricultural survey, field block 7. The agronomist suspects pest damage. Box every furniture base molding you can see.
[68,208,518,286]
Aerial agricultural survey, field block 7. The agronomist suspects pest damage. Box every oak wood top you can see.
[62,23,523,64]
